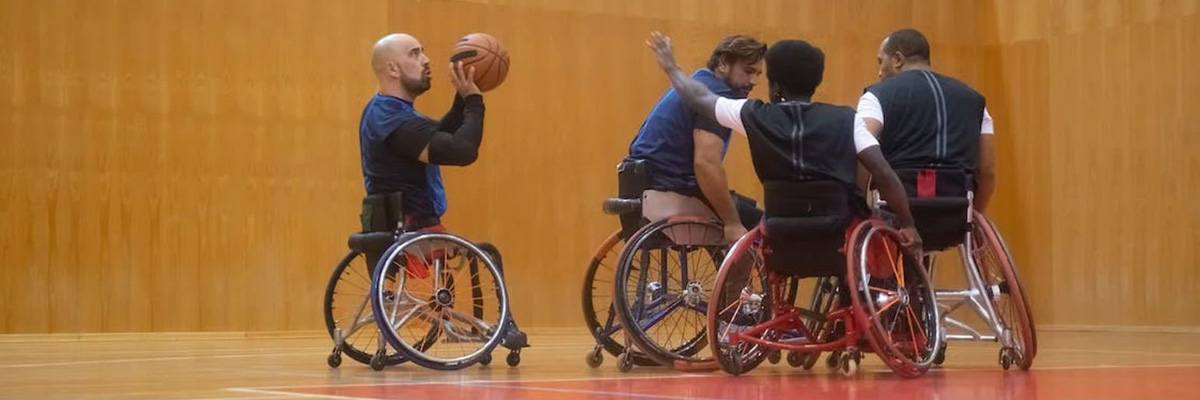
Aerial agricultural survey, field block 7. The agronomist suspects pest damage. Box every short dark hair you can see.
[884,28,931,62]
[706,35,767,70]
[765,40,824,98]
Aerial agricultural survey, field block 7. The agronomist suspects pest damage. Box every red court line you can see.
[273,366,1200,400]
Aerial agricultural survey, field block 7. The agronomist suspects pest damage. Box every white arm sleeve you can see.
[981,107,994,135]
[713,97,748,136]
[853,115,881,153]
[855,92,884,131]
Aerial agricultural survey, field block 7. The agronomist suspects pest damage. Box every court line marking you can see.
[228,372,713,391]
[229,387,387,400]
[229,363,1200,400]
[0,352,313,369]
[461,381,726,400]
[229,361,1200,393]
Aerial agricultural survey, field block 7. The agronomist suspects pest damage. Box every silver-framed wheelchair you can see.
[876,168,1036,370]
[324,192,524,371]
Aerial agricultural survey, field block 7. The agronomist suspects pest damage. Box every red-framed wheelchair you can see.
[706,180,943,378]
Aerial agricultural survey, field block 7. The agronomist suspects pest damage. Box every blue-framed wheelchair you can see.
[582,159,657,369]
[597,160,730,372]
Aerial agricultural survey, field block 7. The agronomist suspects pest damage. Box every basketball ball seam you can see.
[458,43,507,62]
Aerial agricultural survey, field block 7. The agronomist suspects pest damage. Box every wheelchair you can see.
[324,193,524,371]
[604,160,737,372]
[707,180,943,378]
[324,193,409,370]
[582,159,657,370]
[887,168,1036,370]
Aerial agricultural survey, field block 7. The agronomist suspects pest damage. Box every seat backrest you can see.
[893,168,972,250]
[616,158,652,239]
[360,192,404,233]
[762,180,856,278]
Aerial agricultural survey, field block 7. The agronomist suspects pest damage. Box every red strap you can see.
[917,169,937,198]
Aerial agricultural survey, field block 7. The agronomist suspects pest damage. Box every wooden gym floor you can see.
[2,328,1199,399]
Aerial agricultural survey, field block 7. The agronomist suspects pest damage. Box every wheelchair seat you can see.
[762,180,864,278]
[893,168,973,251]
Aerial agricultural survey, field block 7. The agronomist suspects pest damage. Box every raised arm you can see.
[646,32,722,121]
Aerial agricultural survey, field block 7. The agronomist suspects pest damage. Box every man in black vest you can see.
[856,29,997,213]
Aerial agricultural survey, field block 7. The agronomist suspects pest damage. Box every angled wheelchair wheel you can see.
[847,220,942,378]
[971,213,1036,370]
[613,217,724,369]
[706,226,773,375]
[581,229,656,367]
[324,250,406,367]
[371,233,509,370]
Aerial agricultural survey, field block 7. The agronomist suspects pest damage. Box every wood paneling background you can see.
[980,0,1200,328]
[0,0,1195,332]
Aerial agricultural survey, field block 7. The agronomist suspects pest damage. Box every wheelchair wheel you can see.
[706,226,773,375]
[581,230,656,367]
[371,233,509,370]
[613,217,723,368]
[846,220,942,378]
[323,250,406,367]
[971,213,1036,370]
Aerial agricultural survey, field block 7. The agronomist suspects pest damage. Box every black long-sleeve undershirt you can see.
[384,94,485,166]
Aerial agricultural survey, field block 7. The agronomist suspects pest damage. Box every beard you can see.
[401,74,431,96]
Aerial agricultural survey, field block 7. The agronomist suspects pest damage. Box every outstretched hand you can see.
[645,31,678,72]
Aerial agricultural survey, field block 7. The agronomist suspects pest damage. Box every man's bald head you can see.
[372,33,432,100]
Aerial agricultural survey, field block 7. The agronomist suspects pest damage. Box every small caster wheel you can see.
[728,353,746,376]
[370,354,386,371]
[999,348,1013,370]
[327,352,342,368]
[585,348,604,368]
[480,353,492,366]
[933,344,947,366]
[839,353,858,377]
[802,351,820,370]
[616,352,634,373]
[768,350,782,365]
[507,351,521,367]
[825,350,842,370]
[786,352,806,368]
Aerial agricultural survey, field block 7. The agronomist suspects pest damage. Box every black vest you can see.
[866,70,985,172]
[740,100,859,190]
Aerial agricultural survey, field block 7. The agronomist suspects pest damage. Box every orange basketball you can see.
[451,33,510,92]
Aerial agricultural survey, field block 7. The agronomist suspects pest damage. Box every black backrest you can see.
[762,180,857,278]
[616,159,652,239]
[360,192,404,233]
[893,168,972,251]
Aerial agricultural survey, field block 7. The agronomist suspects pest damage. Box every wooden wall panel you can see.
[980,0,1200,328]
[1,0,386,332]
[1,0,1194,332]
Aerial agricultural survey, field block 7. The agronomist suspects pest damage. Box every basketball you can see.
[451,33,510,92]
